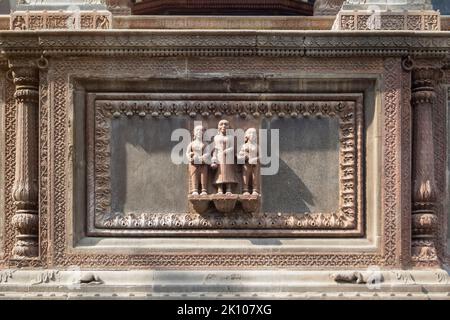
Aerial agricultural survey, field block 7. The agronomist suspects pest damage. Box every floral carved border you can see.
[35,56,406,268]
[87,96,363,236]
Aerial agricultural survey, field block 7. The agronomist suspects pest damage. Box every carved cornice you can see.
[0,32,450,58]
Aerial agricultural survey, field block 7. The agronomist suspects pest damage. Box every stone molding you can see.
[0,32,449,59]
[0,269,449,299]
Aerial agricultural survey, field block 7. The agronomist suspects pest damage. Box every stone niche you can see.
[71,75,376,241]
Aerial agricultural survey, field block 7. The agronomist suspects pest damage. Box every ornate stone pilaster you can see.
[8,59,39,260]
[411,67,442,267]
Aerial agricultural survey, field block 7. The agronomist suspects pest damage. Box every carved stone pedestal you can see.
[188,194,210,214]
[211,194,239,213]
[239,194,261,214]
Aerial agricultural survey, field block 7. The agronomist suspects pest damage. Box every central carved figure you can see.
[211,120,238,194]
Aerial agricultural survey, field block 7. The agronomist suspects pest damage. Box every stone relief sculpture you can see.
[188,120,261,214]
[238,128,260,196]
[186,125,209,196]
[211,120,237,195]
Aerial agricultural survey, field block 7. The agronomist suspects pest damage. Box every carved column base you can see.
[411,208,439,267]
[411,240,438,267]
[11,212,39,259]
[212,194,238,213]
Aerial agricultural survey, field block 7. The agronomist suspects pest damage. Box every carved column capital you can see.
[8,58,40,260]
[412,68,443,97]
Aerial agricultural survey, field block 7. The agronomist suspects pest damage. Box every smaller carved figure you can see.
[186,125,209,195]
[211,120,237,194]
[12,16,26,30]
[238,128,260,195]
[95,15,110,29]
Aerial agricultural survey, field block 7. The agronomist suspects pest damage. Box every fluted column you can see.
[9,60,39,259]
[411,68,442,267]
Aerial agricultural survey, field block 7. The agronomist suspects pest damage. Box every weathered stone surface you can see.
[262,117,340,214]
[0,269,449,299]
[110,117,188,214]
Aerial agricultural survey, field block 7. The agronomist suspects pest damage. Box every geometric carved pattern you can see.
[1,75,16,266]
[381,57,404,266]
[88,96,363,236]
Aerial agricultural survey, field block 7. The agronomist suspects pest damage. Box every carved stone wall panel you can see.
[35,56,406,268]
[87,95,363,237]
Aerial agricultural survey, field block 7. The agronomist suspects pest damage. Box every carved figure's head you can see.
[193,125,205,140]
[245,128,257,144]
[218,120,230,135]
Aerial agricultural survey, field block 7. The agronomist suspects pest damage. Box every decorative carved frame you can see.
[0,31,428,268]
[23,56,401,268]
[86,94,363,237]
